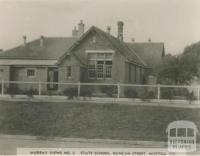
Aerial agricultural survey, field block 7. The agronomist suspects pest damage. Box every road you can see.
[0,135,199,155]
[0,135,166,155]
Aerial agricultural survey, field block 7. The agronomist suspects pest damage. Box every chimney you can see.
[148,38,151,42]
[40,35,44,47]
[78,20,85,38]
[106,26,111,35]
[131,38,135,42]
[117,21,124,41]
[72,26,78,38]
[23,35,27,46]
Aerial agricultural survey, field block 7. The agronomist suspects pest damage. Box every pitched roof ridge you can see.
[41,36,76,39]
[123,42,147,66]
[94,27,147,66]
[127,42,164,44]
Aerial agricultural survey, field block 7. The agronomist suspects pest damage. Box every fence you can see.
[0,80,200,102]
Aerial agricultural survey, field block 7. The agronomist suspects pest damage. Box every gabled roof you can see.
[58,26,147,67]
[127,42,165,68]
[0,37,77,60]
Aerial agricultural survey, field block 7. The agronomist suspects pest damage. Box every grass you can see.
[0,101,199,142]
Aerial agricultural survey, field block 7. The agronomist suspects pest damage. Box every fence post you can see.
[157,84,160,100]
[117,83,120,99]
[197,86,200,103]
[38,81,41,96]
[1,80,4,96]
[78,82,81,97]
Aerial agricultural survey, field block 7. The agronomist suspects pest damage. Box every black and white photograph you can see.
[0,0,200,155]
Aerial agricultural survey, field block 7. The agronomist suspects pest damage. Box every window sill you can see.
[88,78,112,80]
[27,76,36,79]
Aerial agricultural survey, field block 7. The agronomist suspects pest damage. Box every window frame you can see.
[67,66,72,79]
[27,68,36,78]
[87,51,114,79]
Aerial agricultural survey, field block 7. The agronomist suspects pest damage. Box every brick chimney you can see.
[117,21,124,41]
[23,35,27,46]
[78,20,84,38]
[106,26,111,35]
[72,26,78,38]
[40,35,44,47]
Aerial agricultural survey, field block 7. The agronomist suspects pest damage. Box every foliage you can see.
[6,86,20,97]
[100,85,117,97]
[186,91,195,104]
[157,52,199,85]
[124,87,138,98]
[80,86,94,97]
[25,88,37,98]
[139,88,156,101]
[63,87,77,99]
[160,88,173,100]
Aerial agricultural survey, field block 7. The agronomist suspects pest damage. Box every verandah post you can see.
[157,84,160,100]
[117,82,120,99]
[38,81,41,96]
[1,80,4,96]
[78,82,81,97]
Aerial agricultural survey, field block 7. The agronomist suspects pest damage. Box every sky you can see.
[0,0,200,55]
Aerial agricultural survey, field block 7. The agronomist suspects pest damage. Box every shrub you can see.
[186,91,195,104]
[124,87,138,98]
[26,88,37,98]
[6,86,20,97]
[63,87,77,99]
[173,88,189,97]
[139,88,156,101]
[100,85,117,97]
[80,86,94,98]
[161,88,173,100]
[43,91,53,96]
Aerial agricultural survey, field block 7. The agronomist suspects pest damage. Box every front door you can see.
[47,68,58,90]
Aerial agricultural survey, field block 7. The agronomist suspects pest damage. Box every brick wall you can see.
[0,65,10,81]
[59,31,127,84]
[10,66,48,92]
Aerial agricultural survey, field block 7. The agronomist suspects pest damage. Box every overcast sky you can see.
[0,0,200,54]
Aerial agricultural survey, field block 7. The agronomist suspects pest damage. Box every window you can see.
[87,52,113,79]
[177,128,186,137]
[105,61,112,78]
[97,61,104,78]
[170,128,176,137]
[128,64,132,82]
[88,61,96,78]
[187,128,194,137]
[67,66,71,78]
[27,69,36,78]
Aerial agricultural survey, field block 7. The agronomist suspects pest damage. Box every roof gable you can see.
[58,26,147,67]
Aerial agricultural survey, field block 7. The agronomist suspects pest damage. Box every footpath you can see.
[0,94,200,108]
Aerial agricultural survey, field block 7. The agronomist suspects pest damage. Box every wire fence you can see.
[0,80,199,102]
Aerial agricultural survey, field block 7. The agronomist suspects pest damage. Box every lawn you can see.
[0,101,199,142]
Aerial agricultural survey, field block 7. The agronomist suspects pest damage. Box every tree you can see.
[157,52,199,85]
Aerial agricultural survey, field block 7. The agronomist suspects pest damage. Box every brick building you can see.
[0,21,165,92]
